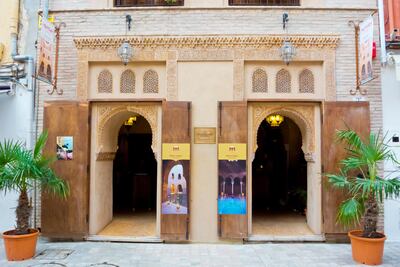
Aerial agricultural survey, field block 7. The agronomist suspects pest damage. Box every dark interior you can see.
[113,116,157,214]
[252,117,307,215]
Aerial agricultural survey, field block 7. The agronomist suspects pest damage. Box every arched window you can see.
[120,70,135,94]
[299,69,315,93]
[276,69,291,93]
[252,68,268,93]
[143,70,159,94]
[98,70,113,93]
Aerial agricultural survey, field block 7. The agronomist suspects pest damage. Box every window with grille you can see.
[115,0,184,7]
[299,69,315,94]
[143,70,159,93]
[229,0,299,6]
[276,69,291,93]
[120,70,136,94]
[98,70,113,93]
[252,69,268,93]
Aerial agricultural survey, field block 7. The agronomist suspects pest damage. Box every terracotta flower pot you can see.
[2,229,39,261]
[348,230,386,266]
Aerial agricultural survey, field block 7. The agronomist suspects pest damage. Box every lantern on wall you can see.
[118,14,133,65]
[280,13,296,65]
[266,114,284,127]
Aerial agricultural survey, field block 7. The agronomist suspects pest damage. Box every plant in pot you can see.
[326,129,400,265]
[0,131,69,261]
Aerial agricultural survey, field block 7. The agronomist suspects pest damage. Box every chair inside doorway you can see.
[98,115,157,237]
[252,117,312,236]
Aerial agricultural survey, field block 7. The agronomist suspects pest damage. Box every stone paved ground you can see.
[1,239,399,267]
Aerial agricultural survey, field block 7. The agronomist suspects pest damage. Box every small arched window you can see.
[252,68,268,93]
[299,69,315,94]
[120,70,135,94]
[143,70,159,94]
[276,69,291,93]
[98,70,113,93]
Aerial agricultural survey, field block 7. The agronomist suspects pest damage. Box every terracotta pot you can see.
[2,229,39,261]
[348,230,386,266]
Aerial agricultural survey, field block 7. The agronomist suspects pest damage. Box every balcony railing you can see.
[115,0,184,7]
[229,0,300,6]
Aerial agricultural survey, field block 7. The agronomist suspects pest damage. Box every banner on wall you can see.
[359,16,374,85]
[161,144,190,215]
[218,144,247,215]
[38,19,55,84]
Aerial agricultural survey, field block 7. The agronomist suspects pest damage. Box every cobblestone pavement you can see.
[1,239,399,267]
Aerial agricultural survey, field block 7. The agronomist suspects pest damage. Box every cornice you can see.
[74,34,340,50]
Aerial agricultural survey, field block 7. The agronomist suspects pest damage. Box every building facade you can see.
[37,0,382,243]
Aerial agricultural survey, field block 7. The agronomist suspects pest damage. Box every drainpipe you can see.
[378,0,387,65]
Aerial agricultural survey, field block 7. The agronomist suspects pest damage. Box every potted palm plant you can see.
[326,129,400,265]
[0,131,69,261]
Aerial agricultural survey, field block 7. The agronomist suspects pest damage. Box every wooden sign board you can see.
[194,127,216,144]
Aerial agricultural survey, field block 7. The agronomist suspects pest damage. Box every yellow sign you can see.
[38,15,55,29]
[194,127,216,144]
[162,143,190,161]
[218,143,247,160]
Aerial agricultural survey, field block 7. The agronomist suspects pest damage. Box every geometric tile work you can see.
[276,69,291,93]
[299,69,315,93]
[143,69,159,94]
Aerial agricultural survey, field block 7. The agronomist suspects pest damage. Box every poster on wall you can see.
[359,16,374,85]
[162,144,190,215]
[218,144,247,215]
[56,136,73,160]
[38,19,55,83]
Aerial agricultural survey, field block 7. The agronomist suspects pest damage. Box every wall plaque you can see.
[194,127,216,144]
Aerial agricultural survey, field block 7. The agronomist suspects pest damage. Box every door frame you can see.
[247,101,322,237]
[88,101,162,237]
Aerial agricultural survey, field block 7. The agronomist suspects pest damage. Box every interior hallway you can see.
[252,212,313,236]
[98,211,156,237]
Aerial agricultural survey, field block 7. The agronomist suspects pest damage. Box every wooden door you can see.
[161,101,191,241]
[322,101,370,238]
[218,101,248,239]
[41,101,90,239]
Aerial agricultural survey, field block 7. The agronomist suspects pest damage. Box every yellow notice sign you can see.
[162,143,190,161]
[218,144,247,160]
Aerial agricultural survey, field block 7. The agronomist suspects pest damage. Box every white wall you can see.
[0,87,34,233]
[382,59,400,241]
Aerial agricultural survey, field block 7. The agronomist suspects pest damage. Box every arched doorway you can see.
[98,115,157,237]
[252,116,311,235]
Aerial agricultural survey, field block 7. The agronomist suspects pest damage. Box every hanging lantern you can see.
[266,114,284,127]
[280,40,296,65]
[124,116,137,126]
[118,41,133,66]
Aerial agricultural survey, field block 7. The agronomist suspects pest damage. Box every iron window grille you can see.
[229,0,299,6]
[115,0,184,7]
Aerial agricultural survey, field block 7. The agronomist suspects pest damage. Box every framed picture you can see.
[56,136,73,160]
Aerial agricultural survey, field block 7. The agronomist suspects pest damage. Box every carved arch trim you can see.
[252,103,316,161]
[96,103,159,157]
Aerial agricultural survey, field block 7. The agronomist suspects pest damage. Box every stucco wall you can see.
[382,58,400,242]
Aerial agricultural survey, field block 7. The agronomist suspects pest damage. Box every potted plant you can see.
[0,131,69,261]
[326,129,400,265]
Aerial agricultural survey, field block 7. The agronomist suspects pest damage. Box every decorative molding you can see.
[74,35,340,50]
[96,103,159,154]
[252,103,315,154]
[96,152,116,161]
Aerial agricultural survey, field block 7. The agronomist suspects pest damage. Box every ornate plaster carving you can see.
[74,35,340,50]
[252,103,316,158]
[96,103,159,154]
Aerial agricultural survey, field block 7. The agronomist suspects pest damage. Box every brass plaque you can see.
[194,127,216,144]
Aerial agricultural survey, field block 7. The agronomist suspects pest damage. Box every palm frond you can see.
[337,197,365,226]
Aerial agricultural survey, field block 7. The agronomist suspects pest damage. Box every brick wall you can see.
[35,7,384,230]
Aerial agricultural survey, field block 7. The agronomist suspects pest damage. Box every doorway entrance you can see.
[252,116,311,236]
[98,115,157,237]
